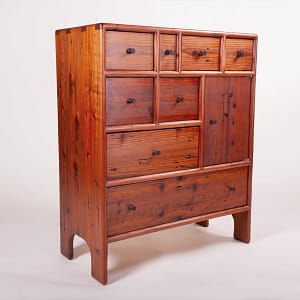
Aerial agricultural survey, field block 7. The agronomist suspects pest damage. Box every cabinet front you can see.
[107,127,199,180]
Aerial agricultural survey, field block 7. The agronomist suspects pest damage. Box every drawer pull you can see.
[127,97,136,104]
[236,50,245,58]
[128,204,136,211]
[176,97,185,103]
[126,48,136,54]
[229,186,236,192]
[192,50,207,57]
[209,119,217,125]
[152,149,161,156]
[164,49,173,55]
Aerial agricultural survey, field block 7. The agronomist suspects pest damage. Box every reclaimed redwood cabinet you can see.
[55,23,257,285]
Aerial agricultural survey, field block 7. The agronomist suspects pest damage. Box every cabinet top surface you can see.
[55,22,257,39]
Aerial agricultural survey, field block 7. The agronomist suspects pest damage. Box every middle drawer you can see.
[107,127,199,180]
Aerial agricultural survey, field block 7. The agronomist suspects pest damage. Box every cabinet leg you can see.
[60,230,74,259]
[232,211,251,243]
[196,220,209,227]
[91,245,108,285]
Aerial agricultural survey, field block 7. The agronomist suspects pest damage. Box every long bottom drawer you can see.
[106,167,248,236]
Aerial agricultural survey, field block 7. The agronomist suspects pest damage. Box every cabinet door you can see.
[204,76,251,166]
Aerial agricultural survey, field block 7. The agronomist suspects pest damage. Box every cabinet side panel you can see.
[56,25,106,251]
[56,29,78,243]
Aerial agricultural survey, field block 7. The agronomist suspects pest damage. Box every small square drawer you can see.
[107,167,248,236]
[225,38,254,71]
[159,78,199,122]
[106,78,153,126]
[106,31,154,70]
[182,36,221,71]
[160,34,177,71]
[107,127,199,180]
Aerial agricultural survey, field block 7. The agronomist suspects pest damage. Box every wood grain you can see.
[159,78,199,122]
[106,78,153,125]
[182,36,220,71]
[160,34,177,71]
[225,38,253,71]
[107,127,199,180]
[107,167,248,236]
[106,31,154,70]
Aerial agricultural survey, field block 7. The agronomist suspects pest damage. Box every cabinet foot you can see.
[91,246,108,285]
[60,231,74,259]
[196,220,209,227]
[232,211,251,243]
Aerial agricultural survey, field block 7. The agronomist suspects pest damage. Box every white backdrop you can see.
[1,0,300,299]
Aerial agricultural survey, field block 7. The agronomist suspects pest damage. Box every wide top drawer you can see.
[106,31,154,70]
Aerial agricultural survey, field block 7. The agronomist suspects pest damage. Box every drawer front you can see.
[106,31,154,70]
[107,167,248,236]
[107,127,199,180]
[182,36,221,71]
[160,34,177,71]
[225,38,253,71]
[106,78,153,126]
[159,78,199,122]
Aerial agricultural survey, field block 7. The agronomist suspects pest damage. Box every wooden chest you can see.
[55,23,257,285]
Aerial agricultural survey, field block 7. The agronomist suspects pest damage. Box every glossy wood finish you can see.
[160,34,177,71]
[225,38,253,71]
[182,36,221,71]
[159,78,199,122]
[106,31,154,70]
[107,127,199,180]
[56,23,257,285]
[56,25,107,284]
[106,78,153,125]
[107,167,248,236]
[203,76,251,166]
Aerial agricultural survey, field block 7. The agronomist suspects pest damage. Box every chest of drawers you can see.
[55,23,257,285]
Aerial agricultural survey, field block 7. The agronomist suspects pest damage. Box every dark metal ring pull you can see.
[165,49,173,55]
[126,48,136,54]
[152,149,161,156]
[199,50,207,57]
[236,50,245,58]
[229,186,236,192]
[128,204,136,211]
[209,119,217,125]
[176,97,184,103]
[127,97,136,104]
[192,50,207,57]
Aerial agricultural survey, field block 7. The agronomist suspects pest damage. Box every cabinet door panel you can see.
[227,77,251,162]
[204,76,251,166]
[204,77,229,165]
